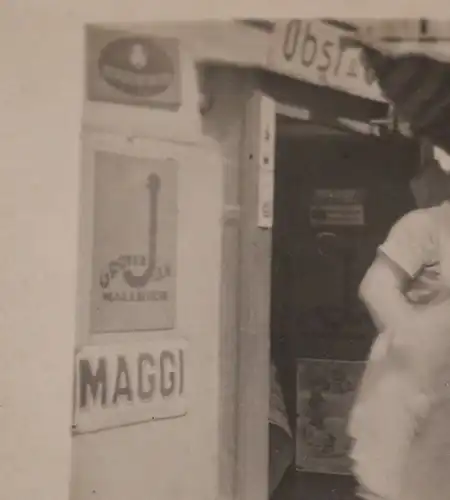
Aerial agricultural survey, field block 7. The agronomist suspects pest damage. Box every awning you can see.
[343,33,450,155]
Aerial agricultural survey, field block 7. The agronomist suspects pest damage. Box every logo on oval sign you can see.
[98,37,175,98]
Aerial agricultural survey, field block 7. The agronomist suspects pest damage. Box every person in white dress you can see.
[348,153,450,500]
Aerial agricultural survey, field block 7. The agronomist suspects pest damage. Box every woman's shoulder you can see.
[429,202,450,284]
[385,207,436,242]
[425,202,450,229]
[396,204,449,231]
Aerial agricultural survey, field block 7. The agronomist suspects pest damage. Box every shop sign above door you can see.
[86,27,182,108]
[267,20,385,102]
[73,339,187,434]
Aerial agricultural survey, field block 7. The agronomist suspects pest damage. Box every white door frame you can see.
[235,89,276,500]
[236,92,324,500]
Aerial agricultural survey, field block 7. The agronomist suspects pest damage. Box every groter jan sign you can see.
[86,26,181,108]
[268,20,384,102]
[91,151,177,333]
[73,339,187,434]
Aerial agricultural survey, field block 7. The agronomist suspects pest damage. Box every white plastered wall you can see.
[0,6,255,500]
[72,24,229,500]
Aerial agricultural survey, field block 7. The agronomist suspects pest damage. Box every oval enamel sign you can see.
[98,37,175,97]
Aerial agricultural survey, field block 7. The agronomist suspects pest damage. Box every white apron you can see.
[349,202,450,500]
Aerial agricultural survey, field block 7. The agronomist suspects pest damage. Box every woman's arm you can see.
[359,252,413,332]
[360,208,436,332]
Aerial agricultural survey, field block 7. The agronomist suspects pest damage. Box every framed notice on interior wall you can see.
[309,189,366,227]
[296,358,366,475]
[90,151,178,333]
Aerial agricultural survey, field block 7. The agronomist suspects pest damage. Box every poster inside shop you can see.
[90,151,177,333]
[309,189,366,227]
[296,357,366,475]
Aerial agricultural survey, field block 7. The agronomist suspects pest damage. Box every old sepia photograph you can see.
[4,12,450,500]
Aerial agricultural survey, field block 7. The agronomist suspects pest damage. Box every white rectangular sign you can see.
[73,339,187,434]
[254,94,275,229]
[90,152,177,333]
[257,169,275,229]
[257,95,276,173]
[268,20,384,102]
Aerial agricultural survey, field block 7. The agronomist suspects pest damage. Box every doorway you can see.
[269,114,419,500]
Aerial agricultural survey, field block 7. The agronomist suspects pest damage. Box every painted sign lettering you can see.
[268,20,384,102]
[73,339,187,433]
[86,27,181,108]
[123,174,160,287]
[78,349,184,408]
[90,152,177,333]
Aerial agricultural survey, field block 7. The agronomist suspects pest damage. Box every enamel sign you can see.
[268,20,384,102]
[73,339,187,434]
[256,94,276,229]
[86,27,182,108]
[90,152,177,333]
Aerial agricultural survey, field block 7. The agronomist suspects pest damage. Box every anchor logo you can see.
[99,173,162,290]
[123,173,161,288]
